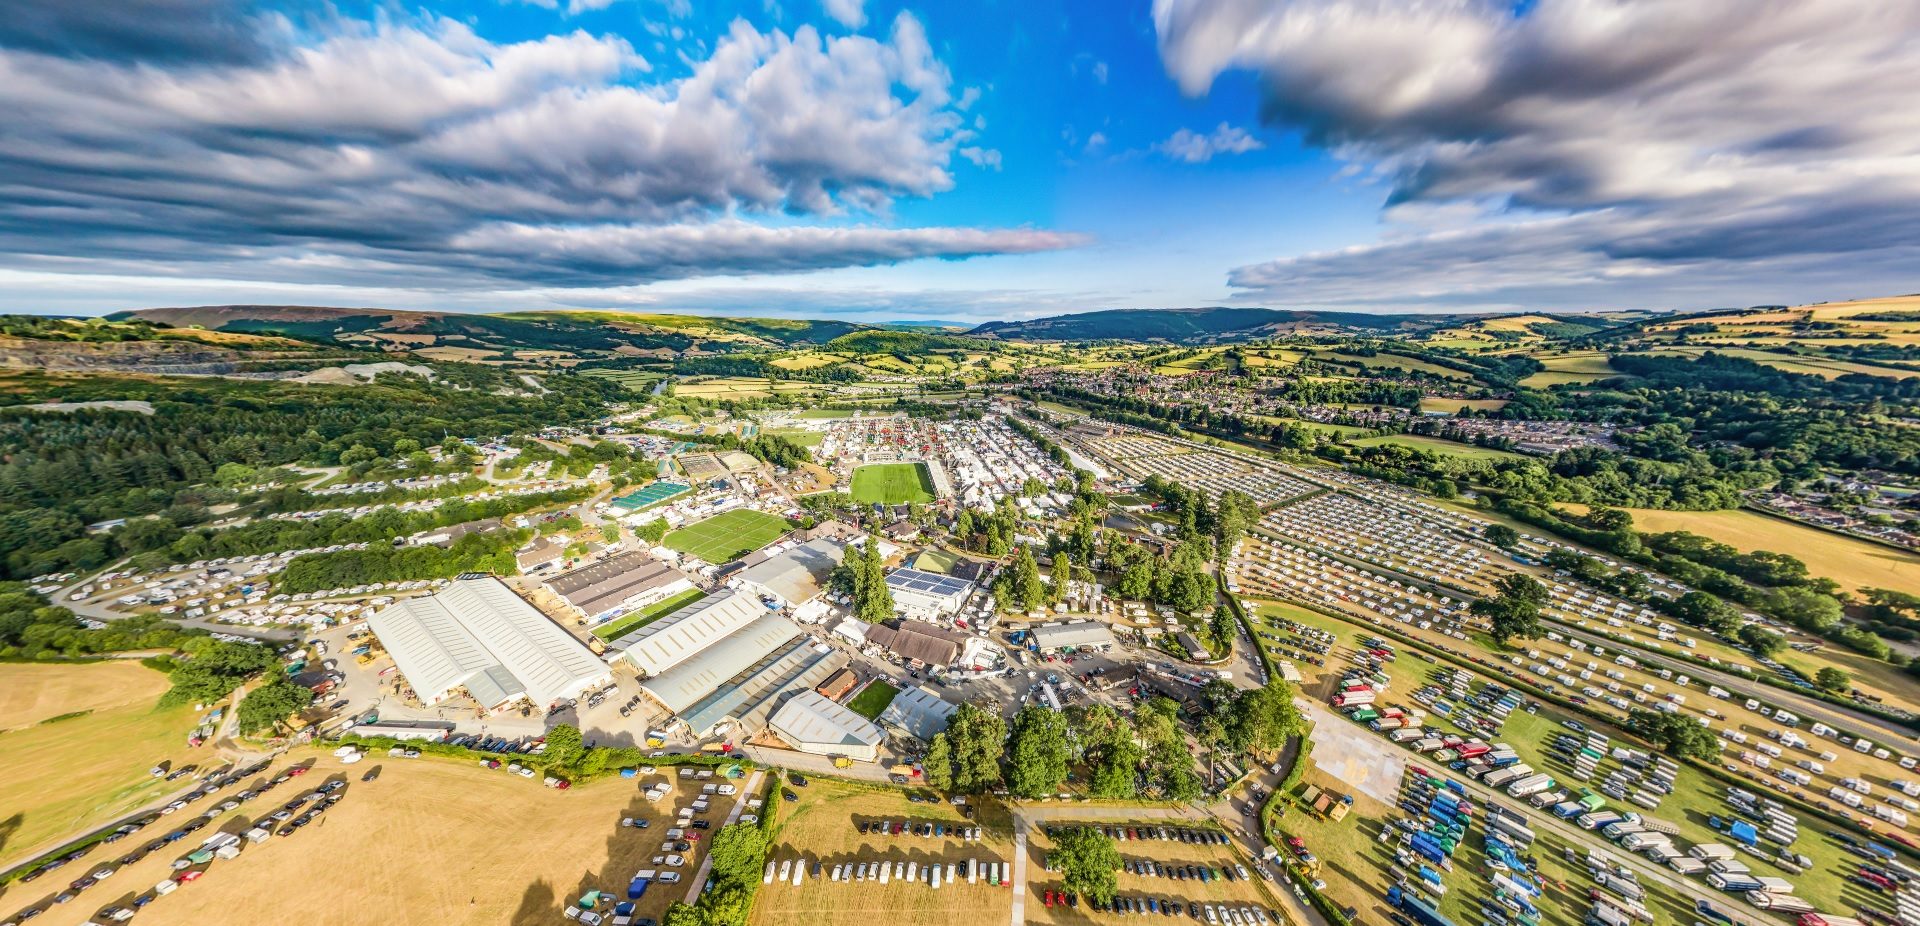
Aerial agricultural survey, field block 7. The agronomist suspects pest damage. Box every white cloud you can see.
[1153,0,1920,309]
[1153,123,1264,163]
[823,0,865,29]
[958,146,1003,170]
[0,10,1077,290]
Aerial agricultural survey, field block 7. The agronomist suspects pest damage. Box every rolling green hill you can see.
[967,306,1468,342]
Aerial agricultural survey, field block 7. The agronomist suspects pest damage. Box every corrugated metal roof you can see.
[636,613,802,714]
[736,538,844,605]
[879,684,956,741]
[1030,622,1117,650]
[367,594,505,705]
[545,552,689,618]
[769,690,884,751]
[608,590,767,676]
[366,577,608,708]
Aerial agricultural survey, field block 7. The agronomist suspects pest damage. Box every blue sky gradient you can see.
[1,0,1916,320]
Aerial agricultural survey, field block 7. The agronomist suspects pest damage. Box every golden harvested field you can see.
[1518,350,1617,387]
[752,779,1013,926]
[0,663,200,870]
[13,750,705,926]
[1417,397,1508,414]
[0,661,166,733]
[1603,506,1920,598]
[1640,347,1920,380]
[677,378,822,398]
[1310,351,1474,381]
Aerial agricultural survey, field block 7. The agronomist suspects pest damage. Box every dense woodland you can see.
[0,370,625,579]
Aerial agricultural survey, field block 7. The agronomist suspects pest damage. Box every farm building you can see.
[815,667,861,701]
[767,690,885,762]
[605,590,768,676]
[882,566,972,620]
[515,537,568,575]
[734,537,845,612]
[366,576,611,711]
[544,552,694,624]
[628,603,851,738]
[1029,621,1118,654]
[862,620,987,669]
[879,684,958,741]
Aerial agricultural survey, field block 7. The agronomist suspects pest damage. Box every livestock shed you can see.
[1029,621,1118,653]
[544,551,694,623]
[735,538,845,608]
[879,684,958,741]
[636,612,803,714]
[862,620,973,668]
[768,690,885,762]
[815,667,861,701]
[883,567,973,619]
[366,577,611,711]
[674,635,848,739]
[606,589,768,676]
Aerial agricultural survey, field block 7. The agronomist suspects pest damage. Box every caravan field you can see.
[849,463,936,505]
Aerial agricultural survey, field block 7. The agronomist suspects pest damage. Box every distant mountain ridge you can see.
[967,306,1476,342]
[111,305,870,353]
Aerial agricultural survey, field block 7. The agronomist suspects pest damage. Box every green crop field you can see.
[662,509,791,563]
[849,462,936,504]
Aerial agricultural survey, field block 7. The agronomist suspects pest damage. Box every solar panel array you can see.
[886,567,971,598]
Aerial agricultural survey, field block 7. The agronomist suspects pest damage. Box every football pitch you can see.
[663,509,790,564]
[849,462,936,504]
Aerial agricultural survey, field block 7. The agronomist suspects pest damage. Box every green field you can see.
[1348,434,1525,460]
[662,509,791,563]
[849,462,936,504]
[766,428,825,448]
[591,588,708,641]
[0,663,202,871]
[846,680,900,720]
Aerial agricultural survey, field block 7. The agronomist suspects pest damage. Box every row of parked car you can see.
[856,820,984,841]
[1043,824,1232,846]
[1045,892,1276,923]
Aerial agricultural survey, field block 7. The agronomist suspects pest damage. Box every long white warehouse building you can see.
[367,576,610,711]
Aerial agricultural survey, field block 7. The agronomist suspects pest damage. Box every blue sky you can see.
[2,0,1917,321]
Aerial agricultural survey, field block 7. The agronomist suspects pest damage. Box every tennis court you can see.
[663,509,791,563]
[610,481,689,512]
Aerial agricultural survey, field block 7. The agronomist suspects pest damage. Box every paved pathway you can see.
[1010,814,1029,926]
[683,768,766,904]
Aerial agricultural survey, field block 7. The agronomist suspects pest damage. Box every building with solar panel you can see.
[883,566,973,620]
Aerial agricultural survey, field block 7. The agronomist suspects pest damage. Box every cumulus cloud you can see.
[1154,123,1264,163]
[1154,0,1920,309]
[823,0,866,29]
[0,6,1074,292]
[958,147,1004,170]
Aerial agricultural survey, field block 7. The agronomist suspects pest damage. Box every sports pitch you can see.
[663,508,790,563]
[849,463,935,505]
